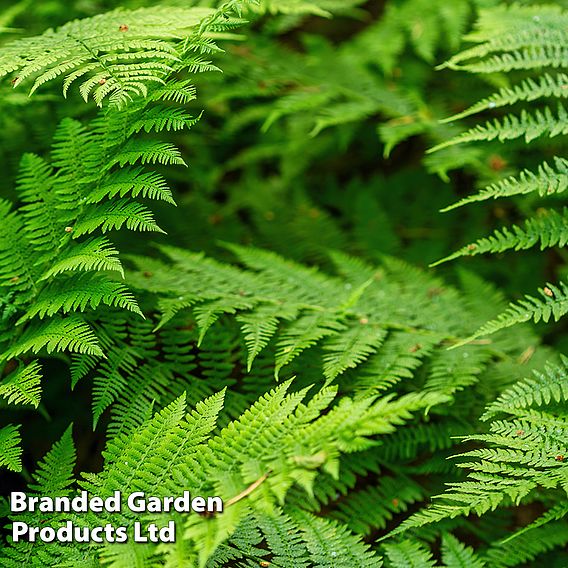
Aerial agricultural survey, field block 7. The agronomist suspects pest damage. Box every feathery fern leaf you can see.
[0,5,241,107]
[382,539,436,568]
[130,245,536,389]
[432,2,568,342]
[2,317,103,360]
[390,357,568,551]
[0,424,22,472]
[0,360,42,407]
[441,533,486,568]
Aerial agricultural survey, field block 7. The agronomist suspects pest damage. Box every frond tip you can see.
[0,6,233,107]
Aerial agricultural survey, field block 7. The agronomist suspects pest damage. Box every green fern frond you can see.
[17,153,66,254]
[110,140,186,167]
[1,317,103,360]
[441,533,486,568]
[500,502,568,545]
[38,237,123,280]
[237,306,282,372]
[86,167,175,205]
[382,539,435,568]
[127,106,201,135]
[0,360,42,407]
[425,344,492,394]
[0,424,22,471]
[72,200,164,236]
[389,350,568,542]
[455,281,568,345]
[0,200,37,297]
[444,73,568,122]
[131,244,526,387]
[291,509,383,567]
[0,6,228,107]
[274,313,346,378]
[431,3,568,348]
[441,157,568,212]
[18,274,142,322]
[377,420,467,462]
[433,209,568,266]
[483,522,568,568]
[322,322,388,381]
[247,509,309,567]
[483,357,568,419]
[431,104,568,152]
[29,426,76,495]
[333,475,425,535]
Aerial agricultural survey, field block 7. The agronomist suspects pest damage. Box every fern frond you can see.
[29,426,76,495]
[433,209,568,266]
[483,522,568,568]
[131,244,524,387]
[431,104,568,152]
[86,167,175,204]
[0,360,42,407]
[38,237,123,280]
[72,199,164,236]
[333,475,425,535]
[18,274,142,322]
[445,73,568,122]
[0,200,37,298]
[127,106,201,135]
[291,509,383,567]
[432,2,568,343]
[249,509,310,567]
[382,539,435,568]
[237,306,281,372]
[483,357,568,419]
[442,157,568,212]
[390,352,568,542]
[441,533,486,568]
[322,322,388,381]
[0,6,224,107]
[110,139,186,167]
[1,317,103,360]
[0,424,22,471]
[456,281,568,345]
[17,153,66,254]
[274,313,345,378]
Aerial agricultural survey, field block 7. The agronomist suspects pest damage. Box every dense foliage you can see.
[0,0,567,566]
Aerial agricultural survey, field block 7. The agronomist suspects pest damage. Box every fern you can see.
[3,2,568,566]
[2,381,443,566]
[390,357,568,557]
[431,3,568,341]
[0,5,243,107]
[0,424,22,472]
[441,532,486,568]
[2,317,104,359]
[126,243,543,403]
[0,2,250,470]
[382,539,436,568]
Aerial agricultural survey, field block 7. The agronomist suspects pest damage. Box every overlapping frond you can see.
[130,245,535,388]
[390,358,568,553]
[4,381,444,566]
[0,5,244,107]
[432,3,568,343]
[0,2,251,471]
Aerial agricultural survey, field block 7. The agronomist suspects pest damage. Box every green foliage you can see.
[1,1,568,567]
[0,3,242,471]
[4,382,434,565]
[392,358,568,556]
[432,2,568,340]
[0,424,22,472]
[0,5,243,107]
